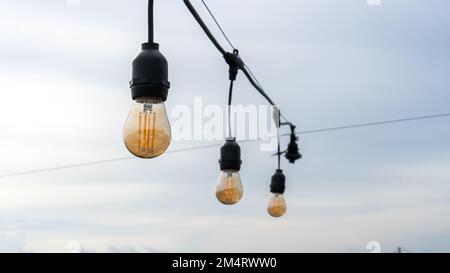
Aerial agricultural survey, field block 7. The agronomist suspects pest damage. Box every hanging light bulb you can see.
[124,41,171,158]
[124,97,171,158]
[268,193,287,218]
[216,170,243,205]
[267,169,287,217]
[215,138,243,205]
[123,1,171,158]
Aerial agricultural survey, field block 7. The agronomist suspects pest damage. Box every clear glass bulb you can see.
[215,170,243,205]
[124,97,171,158]
[267,193,287,217]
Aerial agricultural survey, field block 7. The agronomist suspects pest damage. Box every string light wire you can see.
[0,112,448,180]
[201,0,236,50]
[198,0,293,125]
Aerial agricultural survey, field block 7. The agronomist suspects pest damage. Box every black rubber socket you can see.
[285,141,302,164]
[270,169,286,194]
[219,138,242,171]
[130,43,170,101]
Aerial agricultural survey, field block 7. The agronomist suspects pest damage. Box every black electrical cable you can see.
[244,63,295,125]
[201,0,236,50]
[183,0,295,127]
[198,0,283,113]
[244,65,266,98]
[241,67,276,106]
[277,119,282,170]
[227,80,234,138]
[277,144,281,169]
[148,0,154,43]
[277,108,283,169]
[183,0,295,170]
[198,0,289,171]
[243,63,295,126]
[183,0,226,55]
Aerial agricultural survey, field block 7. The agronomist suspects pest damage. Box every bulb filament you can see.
[138,103,157,154]
[222,173,234,201]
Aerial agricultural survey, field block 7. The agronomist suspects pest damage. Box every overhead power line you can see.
[0,157,134,180]
[295,112,450,135]
[0,112,449,180]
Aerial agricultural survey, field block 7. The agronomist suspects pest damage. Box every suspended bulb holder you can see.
[125,23,172,158]
[216,138,243,205]
[130,42,170,101]
[270,169,286,194]
[123,1,172,159]
[285,135,302,164]
[219,138,242,171]
[268,169,287,217]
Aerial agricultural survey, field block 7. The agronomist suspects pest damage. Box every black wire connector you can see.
[270,169,286,194]
[224,49,244,81]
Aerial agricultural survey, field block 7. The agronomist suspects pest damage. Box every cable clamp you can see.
[224,50,245,81]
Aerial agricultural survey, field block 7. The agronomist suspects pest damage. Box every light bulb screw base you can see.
[130,42,170,101]
[270,169,286,194]
[219,138,242,171]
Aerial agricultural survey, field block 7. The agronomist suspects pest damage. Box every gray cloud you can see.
[0,0,449,252]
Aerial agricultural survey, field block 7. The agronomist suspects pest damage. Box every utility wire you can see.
[201,0,236,50]
[0,157,134,180]
[294,112,450,135]
[0,144,222,180]
[0,112,448,180]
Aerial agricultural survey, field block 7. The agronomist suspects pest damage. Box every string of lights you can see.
[1,112,448,180]
[194,1,301,214]
[2,0,443,218]
[182,0,298,214]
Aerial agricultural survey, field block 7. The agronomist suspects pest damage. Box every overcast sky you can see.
[0,0,449,253]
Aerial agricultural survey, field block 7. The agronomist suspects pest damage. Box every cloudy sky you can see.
[0,0,449,253]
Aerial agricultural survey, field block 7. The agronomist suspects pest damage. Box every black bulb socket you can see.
[130,43,170,101]
[270,169,286,194]
[285,141,302,164]
[219,138,242,171]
